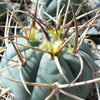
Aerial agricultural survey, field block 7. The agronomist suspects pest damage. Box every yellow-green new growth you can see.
[40,38,48,49]
[53,40,63,54]
[68,43,72,52]
[29,27,36,42]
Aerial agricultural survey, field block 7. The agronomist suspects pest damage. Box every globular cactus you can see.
[0,0,98,100]
[35,0,83,21]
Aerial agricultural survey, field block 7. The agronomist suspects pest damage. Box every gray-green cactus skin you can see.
[36,0,83,21]
[0,35,97,100]
[0,38,43,100]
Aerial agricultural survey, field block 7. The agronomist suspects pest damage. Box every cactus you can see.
[0,0,98,100]
[35,0,83,21]
[0,38,43,100]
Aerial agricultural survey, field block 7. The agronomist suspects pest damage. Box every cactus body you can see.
[0,38,43,100]
[0,1,97,99]
[0,36,97,100]
[31,53,81,100]
[35,0,83,21]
